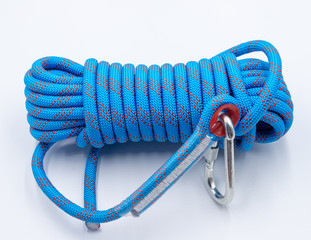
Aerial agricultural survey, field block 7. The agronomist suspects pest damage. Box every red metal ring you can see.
[209,104,240,137]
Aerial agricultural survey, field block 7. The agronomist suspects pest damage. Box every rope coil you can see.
[25,40,293,225]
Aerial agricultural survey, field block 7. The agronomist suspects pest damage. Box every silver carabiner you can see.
[204,112,235,205]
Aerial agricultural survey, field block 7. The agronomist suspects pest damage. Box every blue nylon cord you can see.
[25,40,293,225]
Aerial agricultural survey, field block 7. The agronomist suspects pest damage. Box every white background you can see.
[0,0,310,239]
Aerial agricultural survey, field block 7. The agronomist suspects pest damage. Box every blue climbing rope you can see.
[25,40,293,226]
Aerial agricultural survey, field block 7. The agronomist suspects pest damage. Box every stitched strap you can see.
[25,40,293,224]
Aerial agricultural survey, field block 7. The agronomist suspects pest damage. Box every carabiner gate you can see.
[204,112,235,205]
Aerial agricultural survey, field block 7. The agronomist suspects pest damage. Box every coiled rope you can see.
[25,40,293,226]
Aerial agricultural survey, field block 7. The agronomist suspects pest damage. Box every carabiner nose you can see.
[204,112,235,205]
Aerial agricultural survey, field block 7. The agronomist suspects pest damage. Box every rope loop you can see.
[25,40,293,151]
[25,40,294,224]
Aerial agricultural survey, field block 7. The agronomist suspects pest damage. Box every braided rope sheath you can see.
[25,40,293,225]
